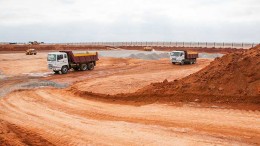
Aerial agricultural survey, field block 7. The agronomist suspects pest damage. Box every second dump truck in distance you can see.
[47,51,99,74]
[170,50,198,65]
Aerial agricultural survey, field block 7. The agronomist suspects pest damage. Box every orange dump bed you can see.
[185,51,198,59]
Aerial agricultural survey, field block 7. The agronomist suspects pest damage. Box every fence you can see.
[48,42,257,49]
[0,42,258,49]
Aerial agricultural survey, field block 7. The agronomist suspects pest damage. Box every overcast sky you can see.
[0,0,259,43]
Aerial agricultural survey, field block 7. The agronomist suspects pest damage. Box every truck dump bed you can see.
[185,51,198,59]
[60,51,99,64]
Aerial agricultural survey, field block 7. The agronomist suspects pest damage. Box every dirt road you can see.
[0,52,259,145]
[0,89,259,145]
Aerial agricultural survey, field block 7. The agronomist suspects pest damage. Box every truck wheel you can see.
[172,62,175,65]
[87,63,94,70]
[80,64,87,71]
[180,61,184,65]
[193,59,197,64]
[61,66,68,74]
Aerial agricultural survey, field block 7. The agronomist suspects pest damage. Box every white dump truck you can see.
[170,50,198,65]
[47,51,99,74]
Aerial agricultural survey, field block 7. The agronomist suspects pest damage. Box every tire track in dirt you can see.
[1,89,259,145]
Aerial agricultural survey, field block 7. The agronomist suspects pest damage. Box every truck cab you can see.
[47,52,69,74]
[170,51,185,64]
[170,50,198,65]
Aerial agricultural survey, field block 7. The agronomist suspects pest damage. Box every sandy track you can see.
[0,89,259,145]
[72,58,211,95]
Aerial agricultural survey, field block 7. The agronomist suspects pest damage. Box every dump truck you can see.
[25,49,37,55]
[170,50,198,65]
[47,51,99,74]
[144,47,154,51]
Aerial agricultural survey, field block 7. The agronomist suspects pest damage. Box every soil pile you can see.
[134,45,260,104]
[72,45,259,105]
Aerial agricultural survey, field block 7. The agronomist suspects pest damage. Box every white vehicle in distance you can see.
[170,50,198,65]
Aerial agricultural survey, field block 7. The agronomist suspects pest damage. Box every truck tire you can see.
[193,59,197,64]
[87,63,94,70]
[61,66,68,74]
[80,64,87,71]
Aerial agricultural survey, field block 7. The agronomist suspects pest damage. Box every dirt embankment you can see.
[119,46,244,54]
[0,44,108,52]
[0,44,243,54]
[71,45,260,107]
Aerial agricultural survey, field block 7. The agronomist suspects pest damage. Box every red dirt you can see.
[134,45,260,103]
[71,45,260,108]
[0,48,259,145]
[0,44,108,52]
[119,46,244,54]
[0,44,243,54]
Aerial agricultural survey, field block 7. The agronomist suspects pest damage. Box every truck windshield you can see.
[47,54,56,61]
[171,52,181,56]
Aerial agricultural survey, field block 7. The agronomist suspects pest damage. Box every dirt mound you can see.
[135,45,260,103]
[70,45,260,106]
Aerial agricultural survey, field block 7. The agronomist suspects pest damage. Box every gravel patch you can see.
[72,50,224,60]
[22,80,68,88]
[0,79,68,97]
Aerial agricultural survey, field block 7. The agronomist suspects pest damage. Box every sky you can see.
[0,0,259,43]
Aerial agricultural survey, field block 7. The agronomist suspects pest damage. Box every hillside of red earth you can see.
[0,44,242,54]
[72,45,260,108]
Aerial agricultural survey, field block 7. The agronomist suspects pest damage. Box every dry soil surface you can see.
[0,52,259,145]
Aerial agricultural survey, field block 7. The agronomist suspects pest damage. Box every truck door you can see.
[179,52,185,61]
[57,54,68,68]
[63,54,69,65]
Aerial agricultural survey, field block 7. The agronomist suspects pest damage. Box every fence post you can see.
[232,43,234,49]
[206,42,207,48]
[198,42,200,47]
[183,42,184,47]
[214,42,215,48]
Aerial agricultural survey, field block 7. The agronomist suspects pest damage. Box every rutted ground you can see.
[0,51,259,145]
[1,90,259,145]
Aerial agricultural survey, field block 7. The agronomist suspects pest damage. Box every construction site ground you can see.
[0,50,259,145]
